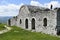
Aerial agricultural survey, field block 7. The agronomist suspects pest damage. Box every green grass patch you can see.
[0,23,6,30]
[0,26,60,40]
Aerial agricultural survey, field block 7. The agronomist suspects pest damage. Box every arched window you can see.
[31,18,35,29]
[20,19,22,24]
[25,19,28,29]
[43,18,47,27]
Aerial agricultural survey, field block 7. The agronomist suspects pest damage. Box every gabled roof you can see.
[20,5,50,13]
[26,5,50,13]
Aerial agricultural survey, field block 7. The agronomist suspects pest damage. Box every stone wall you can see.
[8,5,58,35]
[56,8,60,35]
[10,17,17,26]
[16,5,57,35]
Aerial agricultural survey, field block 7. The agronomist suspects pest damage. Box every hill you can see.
[0,26,60,40]
[0,16,13,24]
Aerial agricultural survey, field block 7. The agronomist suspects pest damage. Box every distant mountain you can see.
[0,16,13,24]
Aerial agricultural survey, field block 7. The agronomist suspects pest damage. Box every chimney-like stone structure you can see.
[51,4,53,9]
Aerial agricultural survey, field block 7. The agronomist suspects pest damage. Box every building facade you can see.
[7,5,60,35]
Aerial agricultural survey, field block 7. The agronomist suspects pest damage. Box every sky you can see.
[0,0,60,16]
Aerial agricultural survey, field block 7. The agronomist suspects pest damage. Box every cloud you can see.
[30,1,43,7]
[30,1,60,9]
[0,0,60,16]
[44,1,60,9]
[0,3,24,16]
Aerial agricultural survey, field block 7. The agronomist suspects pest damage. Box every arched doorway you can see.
[25,19,28,29]
[43,18,47,27]
[8,19,11,26]
[31,18,35,29]
[20,19,22,24]
[57,30,60,35]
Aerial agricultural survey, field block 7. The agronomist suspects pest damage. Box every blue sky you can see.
[0,0,60,16]
[0,0,60,5]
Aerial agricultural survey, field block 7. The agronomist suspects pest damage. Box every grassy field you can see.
[0,26,60,40]
[0,23,6,30]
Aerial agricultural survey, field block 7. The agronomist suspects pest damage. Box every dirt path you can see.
[0,25,11,34]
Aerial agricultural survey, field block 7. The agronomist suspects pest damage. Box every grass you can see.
[0,23,6,30]
[0,26,60,40]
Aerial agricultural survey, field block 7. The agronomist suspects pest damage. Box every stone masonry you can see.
[7,5,60,35]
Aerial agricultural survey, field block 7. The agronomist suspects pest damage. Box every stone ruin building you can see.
[7,5,60,35]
